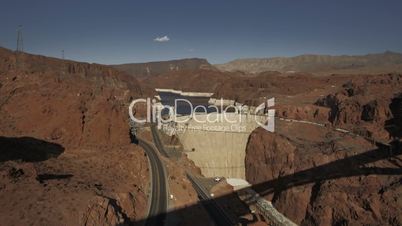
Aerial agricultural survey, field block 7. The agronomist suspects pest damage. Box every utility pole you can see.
[16,25,24,52]
[61,49,66,76]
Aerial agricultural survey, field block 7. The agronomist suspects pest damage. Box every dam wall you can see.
[162,113,268,179]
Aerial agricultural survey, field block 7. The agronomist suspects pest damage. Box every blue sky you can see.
[1,0,401,64]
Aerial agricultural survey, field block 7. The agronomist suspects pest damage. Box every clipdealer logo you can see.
[128,97,275,132]
[255,97,275,132]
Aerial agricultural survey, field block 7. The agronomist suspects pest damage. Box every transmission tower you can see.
[16,25,24,52]
[62,50,65,59]
[15,25,24,70]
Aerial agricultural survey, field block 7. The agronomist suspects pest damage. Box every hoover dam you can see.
[156,89,270,179]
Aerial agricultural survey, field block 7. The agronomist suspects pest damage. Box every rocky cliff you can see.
[0,47,149,225]
[246,125,401,226]
[244,73,402,226]
[0,47,145,148]
[315,73,402,141]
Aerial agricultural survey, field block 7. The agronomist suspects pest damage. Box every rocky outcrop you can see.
[245,130,296,184]
[0,145,149,226]
[245,127,402,226]
[81,194,135,226]
[315,74,402,141]
[0,47,143,149]
[315,93,363,125]
[276,104,330,123]
[0,47,149,225]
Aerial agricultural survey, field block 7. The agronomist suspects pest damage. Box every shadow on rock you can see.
[36,173,74,183]
[0,136,65,162]
[129,141,402,226]
[386,93,402,139]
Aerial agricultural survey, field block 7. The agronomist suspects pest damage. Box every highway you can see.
[150,124,169,157]
[137,138,168,226]
[150,123,238,225]
[187,173,238,226]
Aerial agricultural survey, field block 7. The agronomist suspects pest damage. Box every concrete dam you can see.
[156,88,271,179]
[161,112,268,179]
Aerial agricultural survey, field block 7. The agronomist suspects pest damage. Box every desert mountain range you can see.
[110,51,402,77]
[215,51,402,74]
[111,58,211,78]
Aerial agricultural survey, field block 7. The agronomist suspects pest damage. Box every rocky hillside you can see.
[216,51,402,75]
[315,73,402,142]
[112,58,212,78]
[0,47,149,225]
[140,69,237,95]
[244,73,402,226]
[0,47,144,148]
[246,126,401,226]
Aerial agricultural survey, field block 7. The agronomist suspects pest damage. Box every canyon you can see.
[1,46,401,226]
[146,68,402,226]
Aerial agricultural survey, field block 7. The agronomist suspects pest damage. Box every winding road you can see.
[137,137,168,226]
[150,124,169,157]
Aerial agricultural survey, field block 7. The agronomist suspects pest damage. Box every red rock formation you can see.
[315,74,402,141]
[276,104,330,123]
[0,47,143,148]
[246,126,402,226]
[0,47,149,225]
